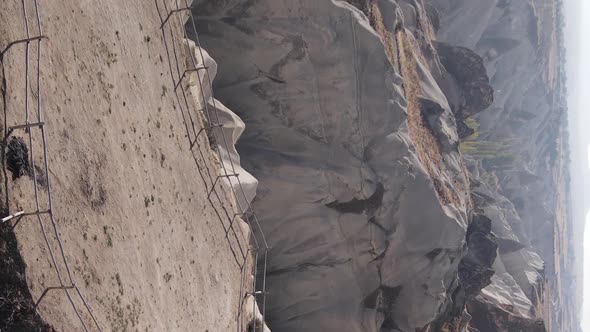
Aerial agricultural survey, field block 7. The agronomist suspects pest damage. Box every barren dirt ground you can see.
[543,123,577,331]
[0,0,251,331]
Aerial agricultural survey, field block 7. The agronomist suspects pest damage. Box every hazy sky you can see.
[585,215,590,331]
[568,0,590,329]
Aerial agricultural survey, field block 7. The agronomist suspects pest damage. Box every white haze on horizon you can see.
[568,0,590,330]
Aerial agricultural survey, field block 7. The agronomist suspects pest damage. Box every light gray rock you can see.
[184,40,259,211]
[189,0,471,330]
[429,0,578,327]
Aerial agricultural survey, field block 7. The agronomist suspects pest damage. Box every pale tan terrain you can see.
[0,0,252,331]
[543,122,579,331]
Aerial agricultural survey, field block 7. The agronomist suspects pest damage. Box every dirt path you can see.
[0,1,251,331]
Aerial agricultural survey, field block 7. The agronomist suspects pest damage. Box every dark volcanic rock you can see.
[427,213,498,331]
[468,296,547,332]
[6,137,30,180]
[457,120,475,139]
[460,214,498,296]
[435,42,494,119]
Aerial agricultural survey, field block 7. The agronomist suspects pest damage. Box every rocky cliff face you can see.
[190,0,577,331]
[187,0,520,330]
[191,2,467,329]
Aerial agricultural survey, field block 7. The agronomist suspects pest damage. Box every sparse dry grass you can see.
[397,31,459,206]
[350,1,467,207]
[369,3,400,70]
[416,2,436,42]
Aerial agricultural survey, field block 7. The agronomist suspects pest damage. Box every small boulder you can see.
[6,137,30,180]
[435,42,494,119]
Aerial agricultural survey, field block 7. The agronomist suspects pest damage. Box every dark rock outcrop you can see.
[427,213,498,331]
[6,137,30,180]
[468,296,547,332]
[435,42,494,120]
[459,214,498,296]
[457,120,475,139]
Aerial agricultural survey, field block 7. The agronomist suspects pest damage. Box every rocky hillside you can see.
[0,0,577,331]
[191,0,577,330]
[431,0,580,330]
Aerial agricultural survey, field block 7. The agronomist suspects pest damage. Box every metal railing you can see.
[0,0,101,331]
[1,1,268,331]
[155,0,270,331]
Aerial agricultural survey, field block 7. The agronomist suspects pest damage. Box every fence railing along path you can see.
[0,0,102,331]
[0,1,267,331]
[155,0,270,331]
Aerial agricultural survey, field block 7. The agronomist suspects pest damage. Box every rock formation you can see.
[0,0,577,331]
[189,0,499,330]
[189,0,577,330]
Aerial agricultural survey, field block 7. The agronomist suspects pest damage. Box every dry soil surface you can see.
[0,0,251,331]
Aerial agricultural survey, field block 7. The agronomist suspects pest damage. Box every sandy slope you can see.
[0,0,252,331]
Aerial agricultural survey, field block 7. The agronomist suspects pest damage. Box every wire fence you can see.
[0,0,101,331]
[156,0,270,331]
[1,0,267,331]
